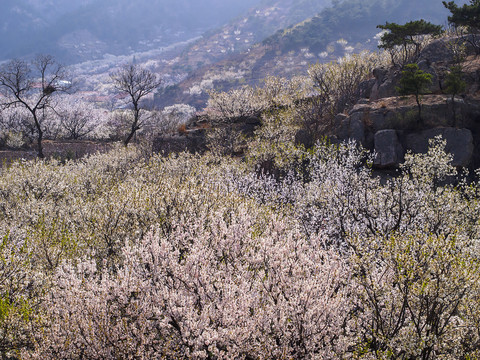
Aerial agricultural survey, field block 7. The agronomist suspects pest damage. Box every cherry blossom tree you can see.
[0,131,477,358]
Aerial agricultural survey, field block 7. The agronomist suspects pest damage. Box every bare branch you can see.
[0,55,71,158]
[110,64,161,146]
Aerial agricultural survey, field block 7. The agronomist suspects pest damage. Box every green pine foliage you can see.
[377,20,443,49]
[377,20,443,65]
[397,63,433,122]
[443,0,480,33]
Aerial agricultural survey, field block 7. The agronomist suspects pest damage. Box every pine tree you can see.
[396,63,433,123]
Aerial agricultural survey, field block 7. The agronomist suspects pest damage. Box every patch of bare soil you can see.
[368,94,447,110]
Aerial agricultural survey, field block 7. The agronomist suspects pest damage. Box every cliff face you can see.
[332,36,480,169]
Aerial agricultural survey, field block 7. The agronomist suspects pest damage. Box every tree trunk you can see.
[37,131,44,159]
[416,93,422,125]
[124,126,136,146]
[451,94,456,127]
[33,113,44,158]
[124,109,140,147]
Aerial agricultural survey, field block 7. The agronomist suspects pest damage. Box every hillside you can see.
[3,32,480,360]
[154,0,468,109]
[3,2,480,358]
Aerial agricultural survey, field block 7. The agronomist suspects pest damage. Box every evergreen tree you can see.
[396,63,433,123]
[377,20,443,65]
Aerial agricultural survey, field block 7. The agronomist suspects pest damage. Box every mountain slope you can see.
[171,0,331,73]
[155,0,468,109]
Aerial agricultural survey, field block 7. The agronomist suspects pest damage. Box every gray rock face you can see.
[357,78,376,99]
[336,114,365,146]
[419,35,477,64]
[405,127,474,167]
[350,116,366,146]
[419,38,457,64]
[370,67,402,101]
[418,59,440,94]
[334,99,475,167]
[342,98,456,137]
[374,130,404,168]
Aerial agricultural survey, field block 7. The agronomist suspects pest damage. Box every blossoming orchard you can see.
[0,133,478,359]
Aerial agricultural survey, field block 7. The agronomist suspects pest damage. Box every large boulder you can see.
[405,127,474,167]
[419,35,478,64]
[374,130,405,168]
[357,78,376,99]
[418,38,457,64]
[346,96,454,133]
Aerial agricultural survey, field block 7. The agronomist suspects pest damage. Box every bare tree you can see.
[110,64,161,146]
[0,55,71,158]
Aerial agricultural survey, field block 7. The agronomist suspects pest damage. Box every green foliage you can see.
[444,0,480,54]
[397,63,433,95]
[377,20,443,48]
[377,20,443,65]
[443,0,480,32]
[396,63,433,121]
[444,65,467,96]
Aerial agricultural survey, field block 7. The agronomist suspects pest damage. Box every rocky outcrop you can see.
[370,67,401,101]
[334,96,478,168]
[336,113,366,146]
[419,34,477,64]
[369,36,478,102]
[331,36,480,168]
[356,126,474,168]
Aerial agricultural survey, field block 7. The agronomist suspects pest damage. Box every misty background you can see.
[0,0,469,110]
[1,0,460,64]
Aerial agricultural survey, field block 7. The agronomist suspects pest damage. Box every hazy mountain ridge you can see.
[0,0,261,63]
[23,0,96,20]
[0,0,98,60]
